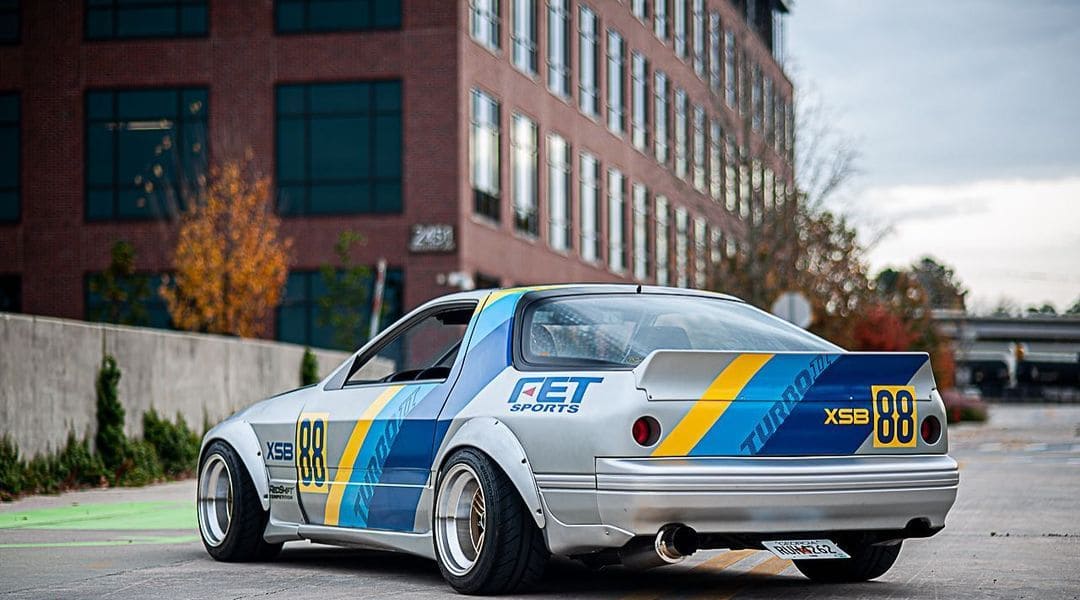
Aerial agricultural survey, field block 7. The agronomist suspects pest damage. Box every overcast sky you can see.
[786,0,1080,311]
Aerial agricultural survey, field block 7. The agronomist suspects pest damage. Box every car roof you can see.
[415,284,744,311]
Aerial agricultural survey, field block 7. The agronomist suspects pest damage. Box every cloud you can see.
[861,177,1080,309]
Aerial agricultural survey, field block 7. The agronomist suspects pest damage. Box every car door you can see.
[295,301,477,532]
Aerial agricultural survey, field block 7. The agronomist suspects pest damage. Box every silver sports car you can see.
[197,285,959,594]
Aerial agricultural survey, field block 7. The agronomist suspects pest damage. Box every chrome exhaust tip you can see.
[619,524,699,570]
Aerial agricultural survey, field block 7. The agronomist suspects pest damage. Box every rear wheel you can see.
[793,538,902,583]
[433,449,549,594]
[197,441,282,562]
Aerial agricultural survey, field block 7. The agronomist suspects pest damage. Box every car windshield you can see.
[521,294,839,367]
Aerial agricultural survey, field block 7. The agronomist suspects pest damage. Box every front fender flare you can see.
[200,419,270,512]
[440,417,546,529]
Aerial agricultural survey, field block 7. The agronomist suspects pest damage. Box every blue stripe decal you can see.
[337,383,437,529]
[691,354,825,455]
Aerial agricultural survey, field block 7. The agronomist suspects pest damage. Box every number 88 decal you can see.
[296,413,329,493]
[871,386,918,448]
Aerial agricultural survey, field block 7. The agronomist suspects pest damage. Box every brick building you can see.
[0,0,795,350]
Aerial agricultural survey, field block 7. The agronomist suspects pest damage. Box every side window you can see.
[347,304,475,385]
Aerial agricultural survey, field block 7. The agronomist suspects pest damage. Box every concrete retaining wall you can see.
[0,313,350,457]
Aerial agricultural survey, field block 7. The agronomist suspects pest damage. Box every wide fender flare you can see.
[200,419,270,512]
[440,417,546,529]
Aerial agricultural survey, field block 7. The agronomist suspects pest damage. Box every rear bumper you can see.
[538,454,959,555]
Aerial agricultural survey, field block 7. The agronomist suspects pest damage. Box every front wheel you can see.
[197,441,282,562]
[793,538,902,583]
[433,449,549,594]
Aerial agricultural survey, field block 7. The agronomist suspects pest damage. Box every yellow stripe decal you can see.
[323,385,403,526]
[652,353,773,457]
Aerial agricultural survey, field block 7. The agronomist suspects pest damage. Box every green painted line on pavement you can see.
[0,534,200,549]
[0,501,196,531]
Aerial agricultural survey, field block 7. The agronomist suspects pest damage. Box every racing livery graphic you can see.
[196,285,959,594]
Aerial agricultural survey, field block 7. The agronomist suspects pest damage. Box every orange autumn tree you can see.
[161,158,292,337]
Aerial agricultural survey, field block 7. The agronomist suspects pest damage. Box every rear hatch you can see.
[634,351,937,457]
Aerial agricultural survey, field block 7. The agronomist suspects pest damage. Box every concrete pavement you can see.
[2,404,1078,599]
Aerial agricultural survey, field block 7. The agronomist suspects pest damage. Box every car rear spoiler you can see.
[633,351,936,402]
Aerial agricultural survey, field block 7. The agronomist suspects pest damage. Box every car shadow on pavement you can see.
[267,545,907,598]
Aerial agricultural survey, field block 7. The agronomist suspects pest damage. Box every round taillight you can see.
[921,415,942,444]
[632,416,661,447]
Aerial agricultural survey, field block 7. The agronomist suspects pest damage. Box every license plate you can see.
[762,539,850,560]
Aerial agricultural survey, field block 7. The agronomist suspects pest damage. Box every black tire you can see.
[433,448,549,595]
[793,538,902,583]
[197,441,283,562]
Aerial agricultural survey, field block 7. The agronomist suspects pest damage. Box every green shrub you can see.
[143,409,200,477]
[95,355,127,472]
[0,435,25,500]
[118,439,164,487]
[959,404,989,423]
[300,347,319,386]
[55,432,106,488]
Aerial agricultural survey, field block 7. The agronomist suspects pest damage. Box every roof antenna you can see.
[636,284,642,294]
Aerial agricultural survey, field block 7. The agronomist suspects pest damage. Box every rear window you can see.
[521,294,838,368]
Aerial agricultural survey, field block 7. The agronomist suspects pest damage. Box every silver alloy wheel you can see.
[198,453,233,547]
[435,463,487,577]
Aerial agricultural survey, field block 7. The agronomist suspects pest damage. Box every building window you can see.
[710,227,723,265]
[709,119,722,202]
[632,183,650,281]
[673,0,687,57]
[470,88,501,222]
[739,147,750,220]
[276,81,402,216]
[694,216,706,288]
[692,104,706,192]
[547,0,570,97]
[632,0,647,21]
[0,274,20,313]
[606,29,625,135]
[511,113,538,236]
[655,195,669,285]
[725,136,737,214]
[86,271,172,329]
[512,0,538,75]
[580,152,600,262]
[277,268,403,351]
[673,88,687,179]
[654,71,668,164]
[708,12,720,93]
[86,0,207,39]
[724,30,736,108]
[86,88,207,221]
[751,63,762,131]
[547,133,571,252]
[674,206,688,287]
[578,5,599,117]
[275,0,401,33]
[785,100,794,157]
[0,93,17,222]
[470,0,500,50]
[608,169,625,273]
[692,0,705,78]
[763,75,773,140]
[653,0,667,41]
[0,0,18,43]
[631,52,649,152]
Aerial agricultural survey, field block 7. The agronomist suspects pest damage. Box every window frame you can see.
[470,87,502,222]
[546,0,571,98]
[338,300,479,389]
[274,80,403,217]
[274,0,402,35]
[511,111,539,236]
[606,28,626,135]
[84,86,209,222]
[470,0,501,50]
[85,0,209,41]
[511,0,539,76]
[578,4,599,117]
[0,92,19,222]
